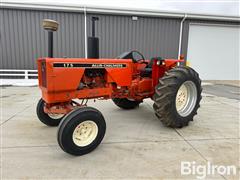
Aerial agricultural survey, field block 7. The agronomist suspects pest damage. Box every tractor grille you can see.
[41,61,47,88]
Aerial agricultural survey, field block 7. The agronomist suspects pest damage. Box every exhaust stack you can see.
[87,17,99,58]
[42,19,59,58]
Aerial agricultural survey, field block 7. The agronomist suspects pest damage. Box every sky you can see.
[2,0,240,17]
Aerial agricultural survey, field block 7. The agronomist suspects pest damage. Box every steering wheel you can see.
[116,50,145,63]
[131,51,145,62]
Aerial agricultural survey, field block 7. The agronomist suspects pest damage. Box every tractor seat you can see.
[146,56,163,68]
[140,67,152,77]
[140,68,152,77]
[140,57,163,77]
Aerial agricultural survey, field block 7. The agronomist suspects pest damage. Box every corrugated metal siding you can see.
[1,8,239,70]
[87,14,181,59]
[0,9,85,69]
[1,9,181,70]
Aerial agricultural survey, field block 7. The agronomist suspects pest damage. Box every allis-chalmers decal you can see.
[53,63,127,68]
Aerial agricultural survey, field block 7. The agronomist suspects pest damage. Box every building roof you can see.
[1,1,240,22]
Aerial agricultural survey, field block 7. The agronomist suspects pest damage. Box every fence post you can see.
[25,70,28,79]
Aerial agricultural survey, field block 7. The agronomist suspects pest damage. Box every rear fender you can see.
[164,59,184,68]
[152,59,184,88]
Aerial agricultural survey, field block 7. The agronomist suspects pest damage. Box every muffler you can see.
[87,17,99,58]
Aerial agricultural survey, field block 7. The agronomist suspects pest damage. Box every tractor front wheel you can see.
[57,107,106,156]
[36,99,65,126]
[112,98,141,109]
[153,66,202,128]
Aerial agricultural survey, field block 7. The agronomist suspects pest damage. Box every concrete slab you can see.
[203,84,240,100]
[204,80,240,87]
[2,100,182,148]
[1,86,40,123]
[1,86,239,179]
[176,96,239,140]
[189,139,239,179]
[2,141,223,179]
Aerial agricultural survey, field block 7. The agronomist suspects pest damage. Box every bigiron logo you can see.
[181,161,237,179]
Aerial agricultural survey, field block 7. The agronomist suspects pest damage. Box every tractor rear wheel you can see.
[153,66,202,128]
[57,107,106,156]
[112,98,141,109]
[36,99,64,126]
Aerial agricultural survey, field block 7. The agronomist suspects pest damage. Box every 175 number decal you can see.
[63,63,73,67]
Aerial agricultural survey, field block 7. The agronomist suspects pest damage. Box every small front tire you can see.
[36,99,64,126]
[57,107,106,156]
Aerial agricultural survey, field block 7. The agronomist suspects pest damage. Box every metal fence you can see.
[0,69,38,79]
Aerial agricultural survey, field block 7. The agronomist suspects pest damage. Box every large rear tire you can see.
[153,66,202,128]
[57,107,106,156]
[36,99,64,126]
[112,98,141,109]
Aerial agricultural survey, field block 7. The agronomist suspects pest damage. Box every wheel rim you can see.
[48,113,64,119]
[72,120,98,147]
[175,81,197,117]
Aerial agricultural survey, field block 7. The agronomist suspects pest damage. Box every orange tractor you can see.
[37,18,202,156]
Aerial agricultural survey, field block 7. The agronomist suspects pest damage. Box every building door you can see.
[187,24,239,80]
